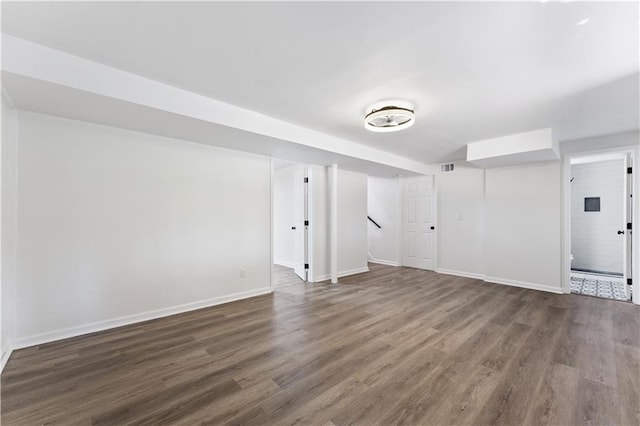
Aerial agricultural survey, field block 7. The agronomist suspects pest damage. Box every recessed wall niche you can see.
[584,197,600,212]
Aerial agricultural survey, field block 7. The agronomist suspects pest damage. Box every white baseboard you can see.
[13,287,273,350]
[436,268,485,280]
[483,276,563,294]
[312,266,370,282]
[434,269,563,294]
[1,342,13,373]
[274,260,295,269]
[368,258,400,267]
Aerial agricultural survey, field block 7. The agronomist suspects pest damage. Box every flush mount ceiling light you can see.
[364,105,415,132]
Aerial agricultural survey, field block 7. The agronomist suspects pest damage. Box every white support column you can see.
[330,164,338,284]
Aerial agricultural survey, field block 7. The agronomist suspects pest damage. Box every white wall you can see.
[485,161,562,292]
[432,132,638,294]
[309,165,329,281]
[435,165,485,278]
[367,177,401,266]
[310,166,368,281]
[337,170,368,276]
[561,131,639,155]
[467,128,558,168]
[15,111,272,347]
[273,166,296,268]
[571,160,625,274]
[434,161,563,292]
[1,92,18,370]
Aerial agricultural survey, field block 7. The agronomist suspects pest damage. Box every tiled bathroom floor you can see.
[570,272,630,301]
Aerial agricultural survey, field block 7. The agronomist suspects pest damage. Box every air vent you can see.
[441,163,455,172]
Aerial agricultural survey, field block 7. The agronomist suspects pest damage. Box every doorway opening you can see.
[272,159,310,288]
[568,151,633,302]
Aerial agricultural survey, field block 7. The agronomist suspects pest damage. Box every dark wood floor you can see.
[272,264,305,288]
[2,264,639,425]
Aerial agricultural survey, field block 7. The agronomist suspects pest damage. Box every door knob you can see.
[291,226,296,230]
[617,230,625,235]
[430,226,435,230]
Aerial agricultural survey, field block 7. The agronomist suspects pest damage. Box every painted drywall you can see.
[337,170,368,276]
[394,131,637,296]
[308,165,328,282]
[367,177,401,266]
[485,161,562,292]
[273,166,297,268]
[571,160,625,274]
[467,128,559,168]
[561,131,639,154]
[309,166,368,281]
[1,92,18,370]
[3,35,432,176]
[435,165,485,278]
[15,111,272,347]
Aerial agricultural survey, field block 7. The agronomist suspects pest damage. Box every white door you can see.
[293,167,308,281]
[402,176,435,270]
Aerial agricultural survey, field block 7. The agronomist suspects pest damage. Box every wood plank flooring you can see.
[2,264,639,425]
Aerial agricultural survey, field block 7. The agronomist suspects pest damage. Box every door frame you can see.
[270,160,313,287]
[562,146,638,304]
[400,175,437,271]
[292,166,309,281]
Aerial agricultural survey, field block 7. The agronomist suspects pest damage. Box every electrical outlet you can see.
[240,269,246,279]
[456,213,463,221]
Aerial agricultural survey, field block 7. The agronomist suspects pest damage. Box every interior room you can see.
[1,2,638,425]
[272,160,307,286]
[569,153,632,301]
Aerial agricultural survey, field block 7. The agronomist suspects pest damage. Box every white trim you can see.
[369,258,400,267]
[436,268,484,280]
[303,166,310,282]
[570,152,627,165]
[270,158,274,289]
[313,266,370,283]
[307,166,315,283]
[484,276,564,294]
[562,154,572,294]
[1,90,18,373]
[432,174,439,271]
[634,150,639,306]
[400,176,406,269]
[330,164,338,283]
[1,343,14,373]
[13,287,272,350]
[274,260,296,269]
[436,269,562,293]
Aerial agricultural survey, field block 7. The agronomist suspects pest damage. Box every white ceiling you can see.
[2,1,639,164]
